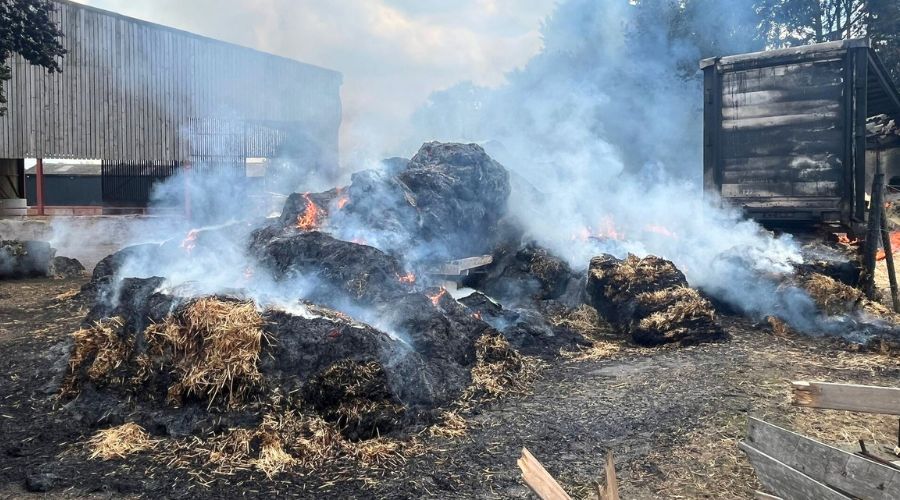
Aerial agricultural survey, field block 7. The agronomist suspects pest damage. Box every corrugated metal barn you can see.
[0,0,342,213]
[701,39,900,229]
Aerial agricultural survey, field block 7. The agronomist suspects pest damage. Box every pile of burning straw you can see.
[53,141,900,478]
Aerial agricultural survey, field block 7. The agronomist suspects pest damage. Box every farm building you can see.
[0,0,342,215]
[701,38,900,230]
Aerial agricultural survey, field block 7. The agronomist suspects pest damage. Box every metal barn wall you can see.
[0,0,342,167]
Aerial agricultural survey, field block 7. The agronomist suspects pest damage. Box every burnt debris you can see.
[1,240,84,280]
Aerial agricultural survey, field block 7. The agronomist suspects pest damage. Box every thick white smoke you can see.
[406,0,832,329]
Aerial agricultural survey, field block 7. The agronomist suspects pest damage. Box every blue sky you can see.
[75,0,559,161]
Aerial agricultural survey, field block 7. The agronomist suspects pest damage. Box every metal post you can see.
[183,161,191,222]
[35,158,45,216]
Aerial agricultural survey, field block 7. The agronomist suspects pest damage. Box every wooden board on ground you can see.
[743,417,900,499]
[739,443,852,500]
[429,255,493,276]
[517,447,572,500]
[792,381,900,415]
[599,450,620,500]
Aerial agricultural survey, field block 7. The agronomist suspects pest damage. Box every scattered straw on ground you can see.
[53,289,80,302]
[462,334,544,402]
[428,409,468,439]
[88,422,158,460]
[547,304,606,339]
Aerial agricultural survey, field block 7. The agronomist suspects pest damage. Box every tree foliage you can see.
[0,0,66,116]
[757,0,900,83]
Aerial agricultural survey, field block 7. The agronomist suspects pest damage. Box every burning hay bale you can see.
[278,188,343,228]
[270,142,513,259]
[586,254,727,346]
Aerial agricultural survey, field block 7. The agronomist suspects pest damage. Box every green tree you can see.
[0,0,66,116]
[756,0,900,83]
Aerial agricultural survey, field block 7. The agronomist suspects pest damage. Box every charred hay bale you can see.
[252,231,410,306]
[468,243,579,304]
[396,142,511,258]
[302,360,406,440]
[458,292,591,356]
[260,308,402,389]
[0,240,55,278]
[800,272,900,322]
[90,243,161,282]
[48,256,85,279]
[336,169,419,249]
[586,254,726,346]
[81,243,162,302]
[84,276,174,332]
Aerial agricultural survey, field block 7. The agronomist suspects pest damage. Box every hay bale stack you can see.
[586,254,726,346]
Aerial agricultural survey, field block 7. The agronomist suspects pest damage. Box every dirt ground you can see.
[2,277,900,499]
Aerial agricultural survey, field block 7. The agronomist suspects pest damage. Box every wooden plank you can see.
[722,181,839,198]
[517,448,572,500]
[721,127,843,158]
[740,443,852,500]
[722,100,840,121]
[793,381,900,415]
[602,450,620,500]
[745,417,900,499]
[723,85,843,107]
[723,61,843,94]
[722,112,840,131]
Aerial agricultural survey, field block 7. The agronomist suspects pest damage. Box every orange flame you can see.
[427,288,448,306]
[836,233,859,246]
[598,216,624,240]
[572,216,625,241]
[472,311,482,320]
[397,272,416,284]
[876,231,900,260]
[296,193,324,231]
[337,195,349,210]
[180,229,199,254]
[644,224,676,238]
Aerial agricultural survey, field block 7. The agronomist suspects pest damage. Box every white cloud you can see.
[74,0,557,164]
